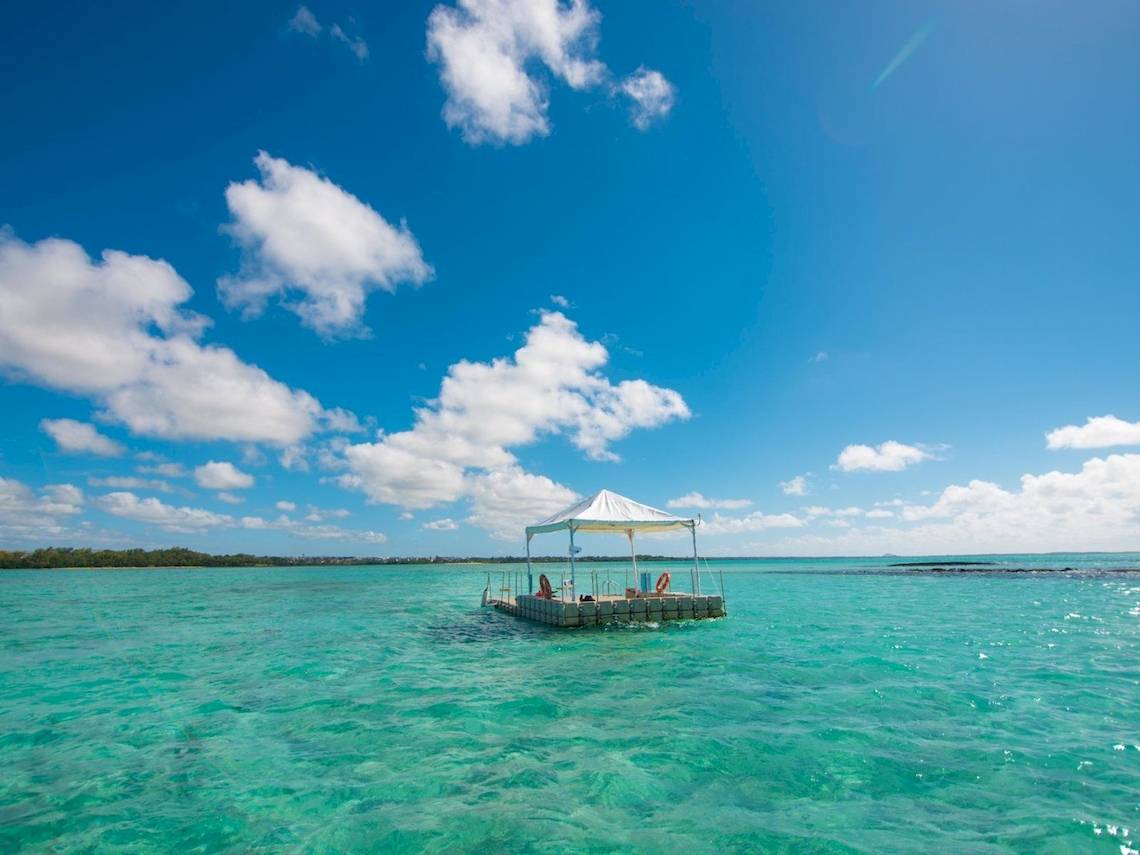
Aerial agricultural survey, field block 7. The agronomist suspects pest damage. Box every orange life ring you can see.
[538,574,553,599]
[655,571,670,594]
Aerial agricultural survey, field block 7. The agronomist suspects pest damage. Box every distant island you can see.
[890,560,996,567]
[4,548,1137,572]
[0,547,684,570]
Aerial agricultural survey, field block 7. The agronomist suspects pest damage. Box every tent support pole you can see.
[525,535,533,594]
[568,525,576,603]
[691,523,701,596]
[628,529,638,592]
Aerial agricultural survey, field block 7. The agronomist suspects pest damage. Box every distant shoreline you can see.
[0,547,689,570]
[2,546,1139,571]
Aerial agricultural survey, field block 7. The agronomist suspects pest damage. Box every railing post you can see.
[691,523,701,596]
[568,526,576,602]
[525,534,533,594]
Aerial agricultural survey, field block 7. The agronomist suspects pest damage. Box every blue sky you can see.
[2,1,1140,556]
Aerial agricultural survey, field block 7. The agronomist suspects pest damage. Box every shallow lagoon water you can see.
[2,557,1139,853]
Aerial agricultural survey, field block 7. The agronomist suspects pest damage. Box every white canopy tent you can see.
[524,489,702,598]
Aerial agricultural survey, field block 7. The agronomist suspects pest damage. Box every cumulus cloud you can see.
[338,312,688,535]
[466,467,578,541]
[330,23,369,61]
[342,441,468,509]
[666,492,751,510]
[422,517,459,531]
[0,231,338,446]
[193,461,255,490]
[0,477,84,540]
[288,7,368,60]
[219,152,432,337]
[97,492,231,533]
[41,418,124,457]
[779,475,808,496]
[897,453,1140,545]
[834,441,932,472]
[303,505,350,522]
[772,453,1140,555]
[700,511,805,535]
[95,491,385,543]
[620,67,675,130]
[550,294,570,308]
[138,462,187,478]
[240,513,386,544]
[1045,415,1140,450]
[426,0,673,144]
[88,476,172,493]
[276,500,297,512]
[427,0,604,144]
[289,5,321,36]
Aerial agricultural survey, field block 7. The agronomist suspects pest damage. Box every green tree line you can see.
[0,547,681,569]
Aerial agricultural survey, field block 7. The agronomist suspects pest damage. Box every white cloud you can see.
[104,338,333,444]
[834,441,932,472]
[138,462,187,478]
[793,505,868,522]
[339,311,688,533]
[865,508,894,519]
[666,491,751,510]
[811,351,829,363]
[242,445,268,467]
[771,453,1140,555]
[1045,415,1140,450]
[40,418,124,457]
[426,0,674,144]
[466,467,578,541]
[894,453,1140,546]
[219,152,432,338]
[88,476,172,493]
[216,492,244,505]
[0,477,84,540]
[289,5,321,36]
[193,461,255,490]
[276,500,297,512]
[427,0,605,144]
[620,67,675,130]
[288,7,368,60]
[330,24,368,61]
[0,231,337,446]
[239,513,386,544]
[422,517,459,531]
[279,444,310,472]
[701,511,805,535]
[304,505,350,522]
[550,294,570,308]
[342,442,468,509]
[779,475,808,496]
[97,492,232,533]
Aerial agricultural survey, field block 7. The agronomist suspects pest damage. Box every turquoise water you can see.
[2,557,1139,853]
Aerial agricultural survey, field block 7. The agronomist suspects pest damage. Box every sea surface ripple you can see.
[2,559,1139,853]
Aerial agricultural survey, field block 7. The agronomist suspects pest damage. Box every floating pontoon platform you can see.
[483,489,727,627]
[491,591,725,627]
